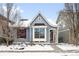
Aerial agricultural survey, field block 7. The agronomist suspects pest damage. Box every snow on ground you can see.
[0,44,54,51]
[24,45,54,51]
[1,43,79,56]
[0,52,79,56]
[57,44,79,51]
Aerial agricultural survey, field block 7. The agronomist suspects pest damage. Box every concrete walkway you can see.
[51,44,63,52]
[51,44,79,53]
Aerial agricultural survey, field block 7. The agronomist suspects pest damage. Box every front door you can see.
[50,30,53,43]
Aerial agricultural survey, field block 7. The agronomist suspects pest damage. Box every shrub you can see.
[0,37,6,45]
[0,37,14,45]
[58,37,64,43]
[9,40,14,45]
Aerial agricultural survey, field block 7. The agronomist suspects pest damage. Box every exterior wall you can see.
[46,27,50,42]
[30,27,33,42]
[13,27,30,42]
[57,20,69,43]
[58,30,69,43]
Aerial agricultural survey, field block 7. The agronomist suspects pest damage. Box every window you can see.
[34,28,45,38]
[59,21,66,29]
[34,28,39,38]
[17,28,26,38]
[34,23,45,26]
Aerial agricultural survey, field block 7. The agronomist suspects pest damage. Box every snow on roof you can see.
[30,12,57,27]
[10,19,57,27]
[9,20,31,27]
[18,20,31,27]
[46,19,57,27]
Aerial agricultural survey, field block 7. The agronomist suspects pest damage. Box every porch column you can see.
[55,27,58,43]
[30,27,32,42]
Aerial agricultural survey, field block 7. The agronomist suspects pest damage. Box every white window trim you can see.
[33,26,47,41]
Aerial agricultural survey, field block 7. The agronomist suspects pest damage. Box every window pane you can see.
[34,28,39,38]
[39,28,45,38]
[34,23,45,26]
[34,28,45,38]
[17,28,26,38]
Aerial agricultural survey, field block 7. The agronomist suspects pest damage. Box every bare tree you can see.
[59,3,79,45]
[0,3,21,46]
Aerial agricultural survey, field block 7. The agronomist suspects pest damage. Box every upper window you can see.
[34,28,45,38]
[34,23,45,26]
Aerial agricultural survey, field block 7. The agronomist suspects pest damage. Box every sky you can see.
[16,3,64,22]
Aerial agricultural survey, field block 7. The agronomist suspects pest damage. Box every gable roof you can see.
[56,11,63,24]
[30,12,57,28]
[30,13,46,25]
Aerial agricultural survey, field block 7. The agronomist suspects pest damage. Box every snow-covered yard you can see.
[0,44,54,51]
[1,43,79,53]
[56,43,79,51]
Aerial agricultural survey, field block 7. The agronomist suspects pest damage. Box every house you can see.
[56,11,70,43]
[0,14,14,38]
[10,12,58,44]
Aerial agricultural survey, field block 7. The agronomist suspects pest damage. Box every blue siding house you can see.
[10,12,58,44]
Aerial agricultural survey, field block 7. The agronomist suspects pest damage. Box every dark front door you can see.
[50,30,53,43]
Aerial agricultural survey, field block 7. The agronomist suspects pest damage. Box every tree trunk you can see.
[6,39,9,47]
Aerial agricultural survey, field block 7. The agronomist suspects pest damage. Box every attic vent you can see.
[34,23,45,26]
[20,19,28,21]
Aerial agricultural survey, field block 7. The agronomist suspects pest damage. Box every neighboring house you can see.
[10,12,58,44]
[56,11,70,43]
[0,14,13,38]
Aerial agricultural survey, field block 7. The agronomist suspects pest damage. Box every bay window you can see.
[34,28,45,38]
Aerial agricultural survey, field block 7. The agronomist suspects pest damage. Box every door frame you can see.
[49,29,54,43]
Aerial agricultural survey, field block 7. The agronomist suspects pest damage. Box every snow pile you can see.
[57,44,79,51]
[0,46,11,51]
